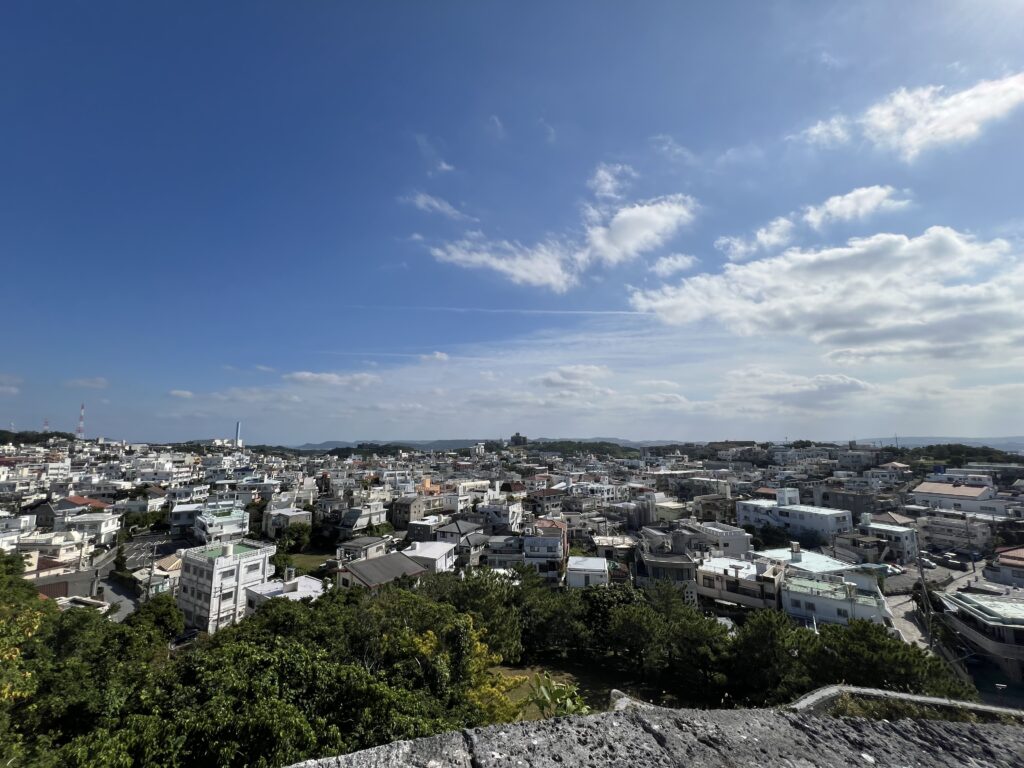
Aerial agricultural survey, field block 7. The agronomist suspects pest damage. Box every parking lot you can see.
[120,533,187,571]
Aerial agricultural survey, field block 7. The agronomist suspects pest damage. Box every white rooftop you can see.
[247,575,325,601]
[701,556,758,579]
[757,548,852,574]
[567,556,610,572]
[406,541,456,559]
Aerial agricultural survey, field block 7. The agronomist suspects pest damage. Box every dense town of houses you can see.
[3,432,1024,683]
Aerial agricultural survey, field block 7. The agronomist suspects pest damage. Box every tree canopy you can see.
[0,559,974,767]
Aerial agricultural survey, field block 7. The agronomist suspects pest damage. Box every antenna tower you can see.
[76,402,86,441]
[42,418,49,433]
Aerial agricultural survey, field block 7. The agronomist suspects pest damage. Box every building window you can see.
[703,576,715,588]
[804,602,816,612]
[222,591,233,602]
[791,598,801,608]
[247,599,255,609]
[836,608,849,618]
[246,562,260,573]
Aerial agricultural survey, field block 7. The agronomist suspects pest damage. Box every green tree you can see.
[127,592,185,640]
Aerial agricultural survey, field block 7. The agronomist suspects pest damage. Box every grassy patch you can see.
[492,659,669,719]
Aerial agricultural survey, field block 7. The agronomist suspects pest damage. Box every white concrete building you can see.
[940,592,1024,683]
[405,541,457,573]
[911,481,1022,517]
[17,530,91,567]
[696,556,782,609]
[245,571,325,615]
[194,503,248,544]
[736,488,852,541]
[566,556,610,588]
[177,539,276,633]
[983,546,1024,588]
[472,501,524,533]
[859,515,918,565]
[56,511,120,547]
[781,570,894,629]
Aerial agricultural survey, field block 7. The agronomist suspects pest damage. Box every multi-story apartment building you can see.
[736,488,852,542]
[911,481,1022,517]
[523,519,567,581]
[194,503,248,544]
[940,592,1024,683]
[56,511,120,547]
[918,510,993,552]
[696,556,782,609]
[177,539,276,633]
[781,570,894,629]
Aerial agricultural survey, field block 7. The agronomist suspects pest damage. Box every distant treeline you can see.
[889,443,1023,468]
[0,430,76,445]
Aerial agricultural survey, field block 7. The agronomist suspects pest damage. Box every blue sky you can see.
[3,2,1024,444]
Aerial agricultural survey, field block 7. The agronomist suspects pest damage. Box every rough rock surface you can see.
[288,702,1024,768]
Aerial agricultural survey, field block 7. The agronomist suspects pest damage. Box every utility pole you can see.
[916,551,934,650]
[144,539,157,602]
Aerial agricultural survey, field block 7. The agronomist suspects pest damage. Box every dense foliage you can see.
[0,556,973,768]
[889,443,1022,468]
[0,430,76,446]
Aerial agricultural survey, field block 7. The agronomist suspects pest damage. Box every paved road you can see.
[121,533,186,570]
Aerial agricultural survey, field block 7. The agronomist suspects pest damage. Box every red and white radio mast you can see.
[76,402,85,441]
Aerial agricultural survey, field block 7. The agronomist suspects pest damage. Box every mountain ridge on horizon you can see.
[290,435,1024,453]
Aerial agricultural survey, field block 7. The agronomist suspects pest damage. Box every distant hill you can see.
[295,436,696,452]
[856,436,1024,454]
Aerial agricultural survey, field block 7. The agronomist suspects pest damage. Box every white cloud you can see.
[796,72,1024,161]
[536,364,614,396]
[401,192,474,221]
[792,116,851,147]
[650,253,698,277]
[633,225,1019,362]
[715,216,793,262]
[430,237,578,292]
[429,172,698,291]
[585,194,698,266]
[0,374,20,396]
[488,114,506,139]
[420,351,449,362]
[803,185,912,230]
[254,364,275,373]
[587,163,637,199]
[65,377,109,390]
[638,379,680,389]
[538,118,556,143]
[169,389,194,399]
[283,371,381,388]
[649,134,699,165]
[415,134,455,174]
[862,72,1024,161]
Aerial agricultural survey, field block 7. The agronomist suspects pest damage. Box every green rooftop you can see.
[201,543,262,560]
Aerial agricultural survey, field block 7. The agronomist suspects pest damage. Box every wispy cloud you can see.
[414,134,455,174]
[795,72,1024,161]
[587,163,637,199]
[283,371,381,387]
[65,377,109,390]
[419,351,449,362]
[649,253,698,278]
[633,225,1019,363]
[488,114,506,139]
[169,389,194,399]
[0,374,21,395]
[537,118,556,143]
[714,216,793,262]
[803,185,911,230]
[401,191,474,221]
